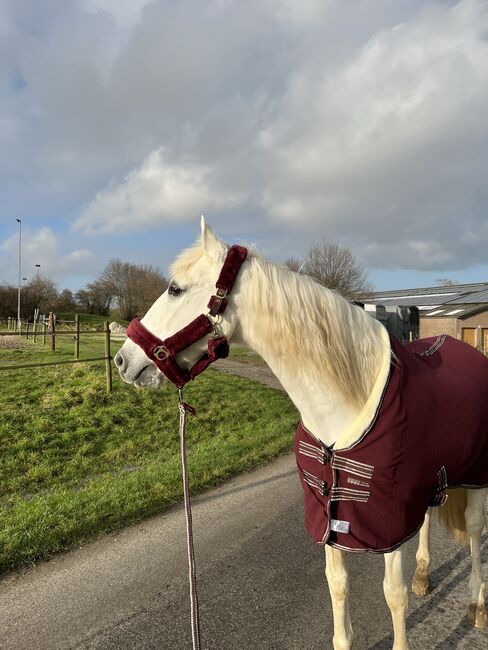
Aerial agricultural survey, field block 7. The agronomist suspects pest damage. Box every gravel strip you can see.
[0,335,33,350]
[214,358,284,392]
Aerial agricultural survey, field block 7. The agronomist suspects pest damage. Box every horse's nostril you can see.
[114,352,125,369]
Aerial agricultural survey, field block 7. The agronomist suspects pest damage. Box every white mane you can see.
[243,254,387,407]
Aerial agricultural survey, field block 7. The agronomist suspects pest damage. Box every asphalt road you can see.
[0,452,486,650]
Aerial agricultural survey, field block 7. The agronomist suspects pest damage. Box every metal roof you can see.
[443,288,488,304]
[418,304,486,319]
[368,295,450,307]
[366,281,488,309]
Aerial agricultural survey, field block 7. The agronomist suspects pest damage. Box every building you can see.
[365,282,488,353]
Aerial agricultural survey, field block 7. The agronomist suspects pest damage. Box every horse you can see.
[115,218,488,650]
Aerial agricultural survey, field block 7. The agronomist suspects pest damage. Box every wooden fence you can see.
[0,319,114,394]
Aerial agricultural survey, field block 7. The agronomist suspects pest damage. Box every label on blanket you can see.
[331,519,350,534]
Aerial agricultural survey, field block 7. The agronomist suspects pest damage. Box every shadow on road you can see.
[368,533,488,650]
[195,466,298,506]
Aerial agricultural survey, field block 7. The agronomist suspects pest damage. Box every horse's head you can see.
[115,218,241,388]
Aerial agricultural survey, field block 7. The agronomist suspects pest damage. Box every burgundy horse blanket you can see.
[294,334,488,553]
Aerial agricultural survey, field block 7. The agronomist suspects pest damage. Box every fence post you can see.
[33,309,39,342]
[74,314,80,360]
[49,312,56,351]
[43,322,47,345]
[104,321,112,394]
[26,322,30,340]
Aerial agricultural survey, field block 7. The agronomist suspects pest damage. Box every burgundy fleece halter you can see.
[126,245,248,388]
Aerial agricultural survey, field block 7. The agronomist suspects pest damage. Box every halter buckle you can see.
[208,287,229,317]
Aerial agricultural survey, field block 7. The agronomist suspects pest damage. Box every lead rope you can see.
[177,388,202,650]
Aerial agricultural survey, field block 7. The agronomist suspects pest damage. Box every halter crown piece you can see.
[126,245,248,388]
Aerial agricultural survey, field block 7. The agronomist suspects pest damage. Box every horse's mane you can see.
[171,240,387,408]
[245,255,387,407]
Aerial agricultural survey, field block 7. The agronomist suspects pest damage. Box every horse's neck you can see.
[234,258,391,448]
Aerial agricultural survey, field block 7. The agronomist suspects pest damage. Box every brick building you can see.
[365,282,488,353]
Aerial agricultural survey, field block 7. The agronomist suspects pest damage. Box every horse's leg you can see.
[383,548,410,650]
[411,509,432,596]
[465,488,487,629]
[325,546,353,650]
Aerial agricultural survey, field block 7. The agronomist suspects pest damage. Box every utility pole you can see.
[35,264,41,320]
[16,218,22,331]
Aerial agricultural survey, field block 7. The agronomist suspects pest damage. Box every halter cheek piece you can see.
[126,245,248,389]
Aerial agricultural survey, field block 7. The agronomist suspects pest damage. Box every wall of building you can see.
[419,317,457,339]
[459,310,488,328]
[419,308,488,353]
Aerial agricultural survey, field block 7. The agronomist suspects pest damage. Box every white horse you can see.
[115,218,487,650]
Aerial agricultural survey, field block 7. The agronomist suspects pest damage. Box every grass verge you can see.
[0,339,297,575]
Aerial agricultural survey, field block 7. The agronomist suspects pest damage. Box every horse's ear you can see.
[200,215,227,258]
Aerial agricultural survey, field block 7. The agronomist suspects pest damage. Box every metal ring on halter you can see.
[206,312,223,338]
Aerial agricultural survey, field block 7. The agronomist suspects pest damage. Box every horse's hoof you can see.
[467,603,488,629]
[411,572,432,596]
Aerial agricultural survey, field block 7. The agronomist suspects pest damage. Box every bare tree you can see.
[302,240,373,300]
[56,289,77,312]
[0,276,62,319]
[97,259,168,320]
[436,277,458,287]
[24,275,59,316]
[0,284,19,319]
[284,257,303,273]
[75,281,113,316]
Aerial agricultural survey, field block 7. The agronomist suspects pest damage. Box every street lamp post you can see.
[16,219,22,332]
[34,264,41,324]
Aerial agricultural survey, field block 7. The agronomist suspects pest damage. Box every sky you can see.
[1,0,488,293]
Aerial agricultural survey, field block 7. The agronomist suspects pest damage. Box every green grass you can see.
[0,337,297,574]
[0,331,111,364]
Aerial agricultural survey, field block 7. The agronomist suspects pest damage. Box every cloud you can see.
[255,0,488,268]
[0,227,93,284]
[75,149,244,233]
[2,0,488,274]
[84,0,152,28]
[76,0,488,269]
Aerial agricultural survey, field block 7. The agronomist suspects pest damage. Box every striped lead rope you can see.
[177,389,202,650]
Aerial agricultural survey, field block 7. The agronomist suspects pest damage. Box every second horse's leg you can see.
[325,545,353,650]
[465,488,487,629]
[412,509,432,596]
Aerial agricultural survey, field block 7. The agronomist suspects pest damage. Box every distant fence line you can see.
[0,316,113,394]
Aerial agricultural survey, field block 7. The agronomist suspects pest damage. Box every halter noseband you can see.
[126,245,248,389]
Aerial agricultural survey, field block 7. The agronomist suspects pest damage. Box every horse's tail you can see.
[436,488,470,544]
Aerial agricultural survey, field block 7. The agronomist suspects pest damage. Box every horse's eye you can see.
[168,284,183,297]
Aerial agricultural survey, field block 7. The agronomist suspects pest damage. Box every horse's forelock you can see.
[169,241,207,282]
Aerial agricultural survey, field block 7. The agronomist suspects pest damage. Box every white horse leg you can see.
[325,546,353,650]
[465,488,488,629]
[383,548,410,650]
[411,509,432,596]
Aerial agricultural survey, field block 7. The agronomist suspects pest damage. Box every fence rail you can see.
[0,357,110,371]
[0,320,114,394]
